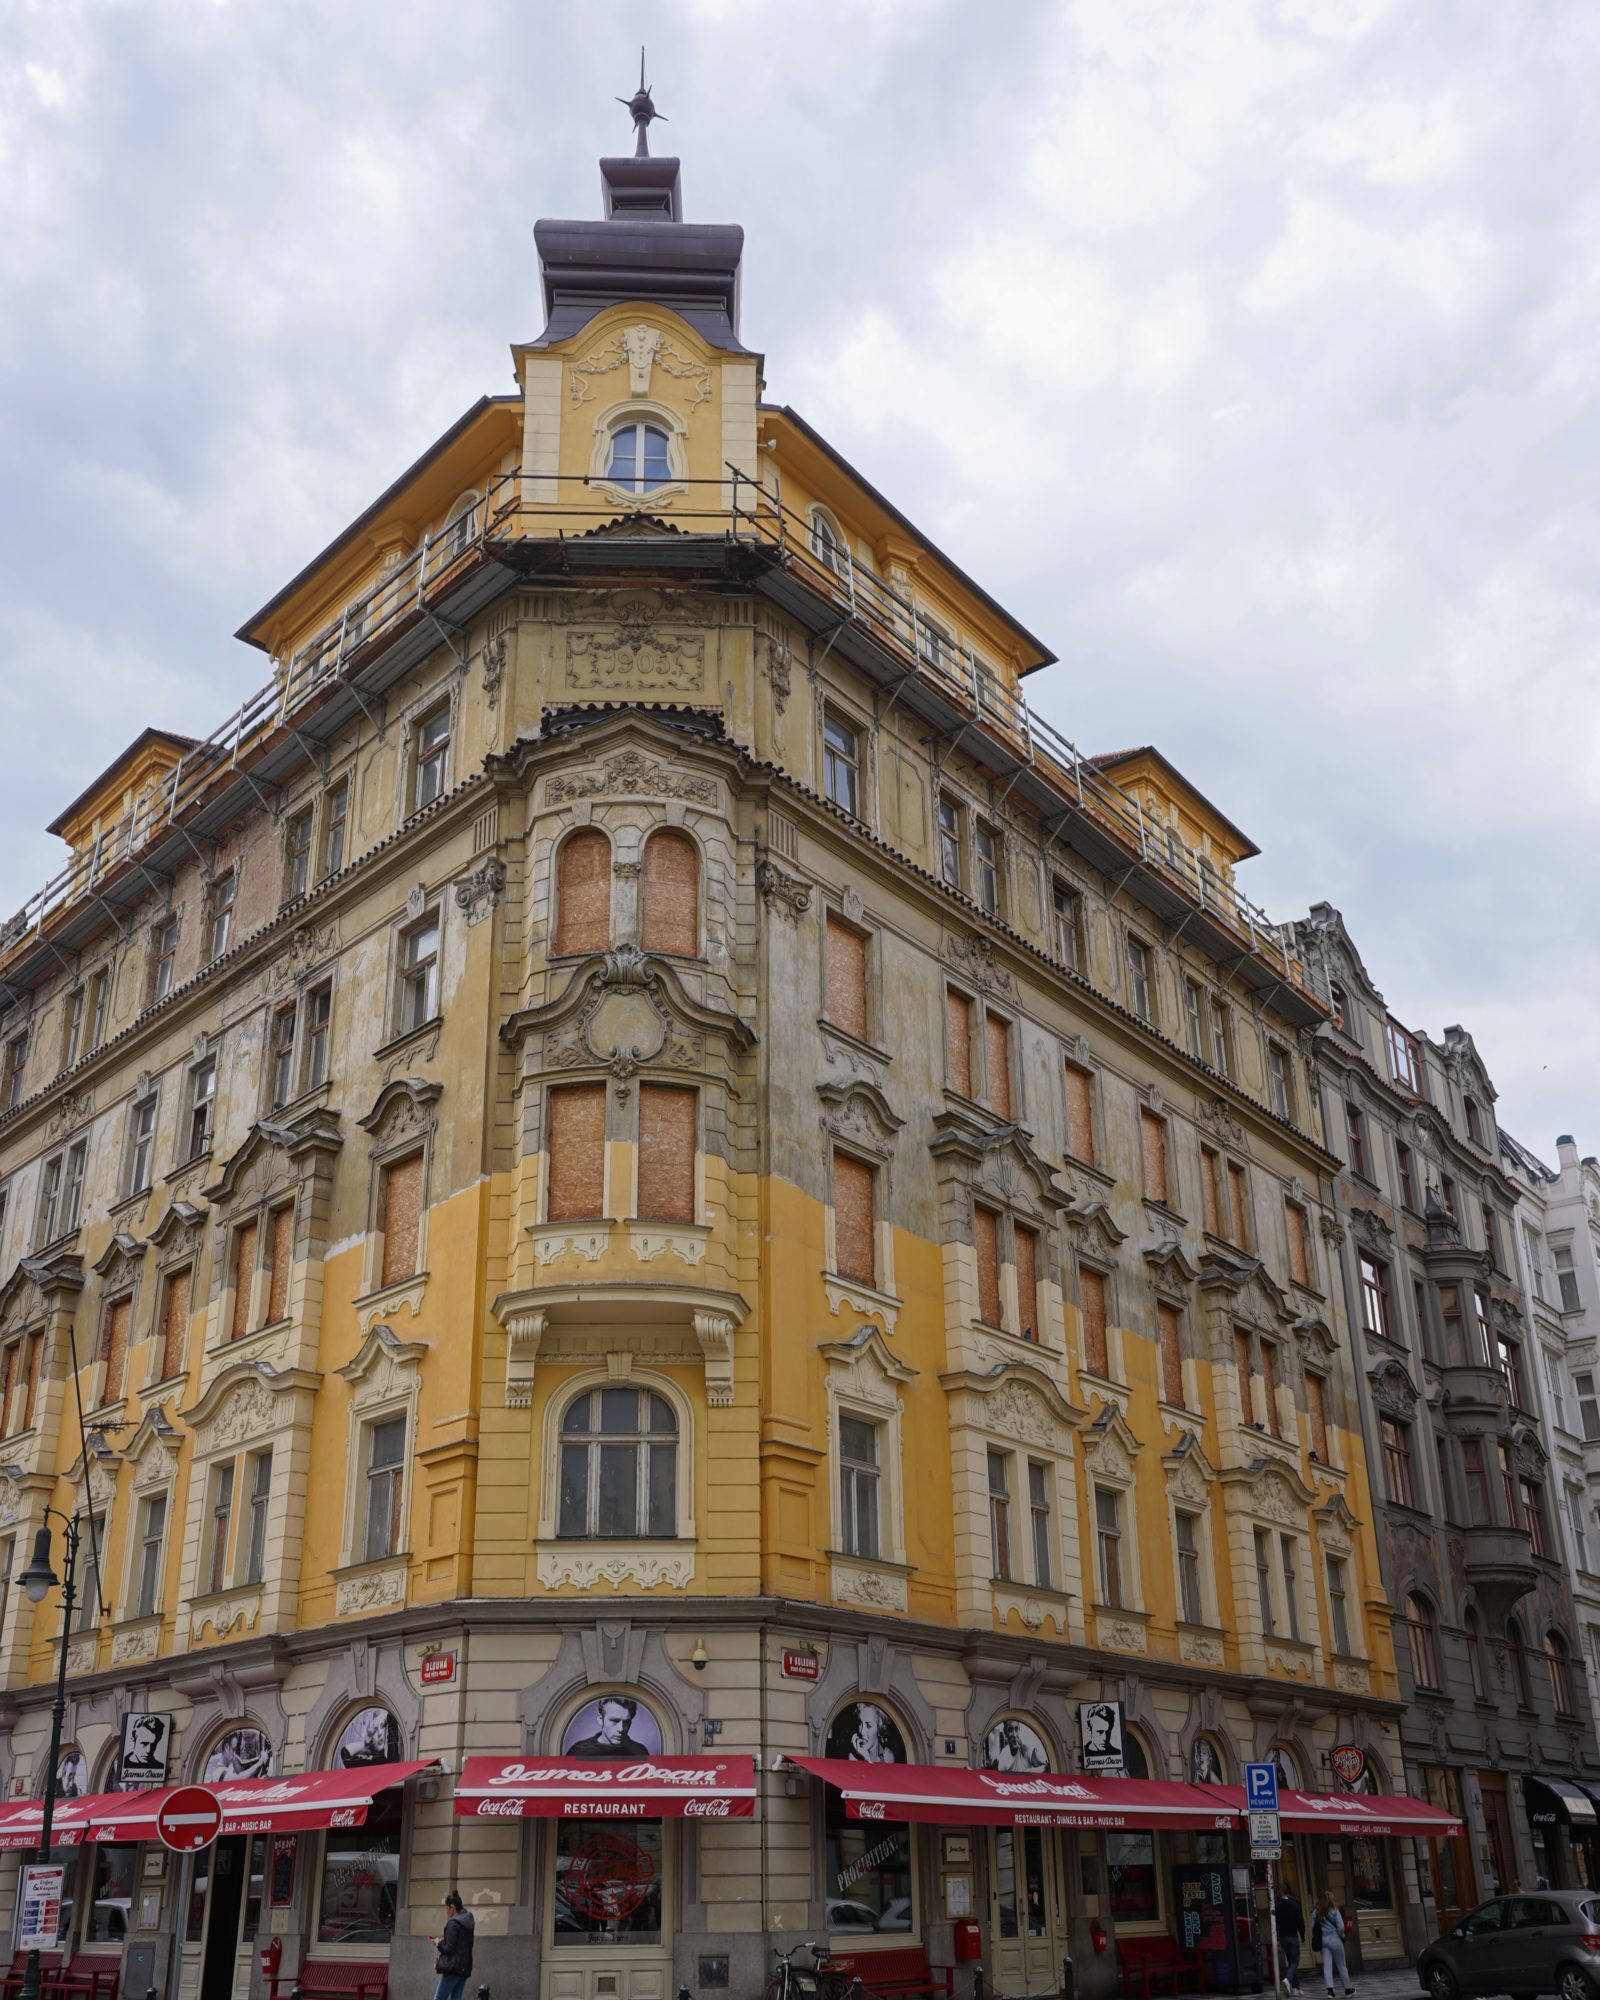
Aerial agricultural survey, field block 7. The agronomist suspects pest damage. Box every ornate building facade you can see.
[0,105,1427,2000]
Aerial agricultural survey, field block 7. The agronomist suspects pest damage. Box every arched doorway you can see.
[184,1721,276,2000]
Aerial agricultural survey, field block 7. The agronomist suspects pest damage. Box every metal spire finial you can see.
[617,47,666,158]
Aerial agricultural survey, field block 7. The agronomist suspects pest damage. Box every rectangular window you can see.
[396,912,440,1034]
[1327,1556,1351,1654]
[242,1450,272,1585]
[269,1002,297,1110]
[1279,1533,1301,1640]
[207,1462,235,1593]
[74,1514,103,1632]
[188,1058,217,1159]
[1158,1303,1184,1406]
[320,777,349,879]
[547,1084,604,1223]
[1254,1526,1276,1636]
[363,1416,406,1561]
[1557,1244,1582,1314]
[1210,999,1234,1079]
[1546,1349,1568,1432]
[825,916,869,1042]
[1500,1440,1519,1524]
[126,1095,157,1196]
[284,807,314,901]
[1441,1173,1457,1218]
[1227,1161,1249,1248]
[1266,1042,1293,1121]
[1286,1201,1311,1286]
[946,990,973,1098]
[1201,1148,1224,1237]
[1396,1141,1417,1211]
[302,980,332,1091]
[1064,1064,1095,1164]
[1523,1480,1550,1559]
[412,702,451,810]
[1465,1095,1484,1146]
[1052,882,1082,972]
[1435,1433,1454,1521]
[1175,1510,1203,1625]
[264,1204,293,1325]
[822,710,861,816]
[937,794,963,889]
[1079,1268,1108,1376]
[150,916,179,1004]
[1386,1020,1425,1095]
[974,823,1000,916]
[1307,1373,1330,1461]
[1125,935,1153,1022]
[1260,1340,1282,1437]
[1236,1328,1256,1424]
[1183,981,1205,1062]
[985,1012,1013,1120]
[99,1295,131,1406]
[85,969,108,1054]
[135,1494,167,1618]
[1461,1437,1491,1525]
[974,1205,1002,1326]
[988,1449,1012,1579]
[1028,1460,1052,1588]
[1359,1257,1391,1339]
[1497,1327,1527,1410]
[1381,1416,1416,1508]
[61,1139,86,1235]
[377,1151,424,1287]
[1525,1224,1548,1302]
[832,1150,876,1288]
[1095,1487,1124,1607]
[838,1415,880,1560]
[61,986,86,1068]
[158,1266,191,1383]
[1569,1487,1591,1573]
[1481,1205,1503,1273]
[637,1084,697,1224]
[1345,1101,1368,1178]
[1140,1110,1169,1206]
[1014,1225,1039,1343]
[2,1031,27,1109]
[1577,1371,1600,1443]
[206,870,236,961]
[230,1220,259,1340]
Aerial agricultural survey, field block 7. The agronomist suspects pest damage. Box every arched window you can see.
[554,828,612,956]
[558,1386,677,1538]
[329,1705,402,1768]
[809,507,846,577]
[1508,1617,1531,1707]
[640,829,699,956]
[1404,1593,1441,1689]
[1464,1607,1486,1699]
[606,419,672,494]
[1121,1729,1152,1781]
[1546,1629,1576,1716]
[824,1703,913,1935]
[445,490,481,557]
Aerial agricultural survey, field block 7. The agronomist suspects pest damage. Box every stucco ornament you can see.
[547,749,716,807]
[195,1377,283,1455]
[568,324,712,408]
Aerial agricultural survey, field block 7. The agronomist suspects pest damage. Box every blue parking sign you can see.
[1244,1762,1279,1812]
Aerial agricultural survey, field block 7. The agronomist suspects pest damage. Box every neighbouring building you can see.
[0,93,1451,2000]
[1294,906,1600,1945]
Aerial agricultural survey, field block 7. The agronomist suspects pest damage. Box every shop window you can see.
[946,989,974,1098]
[640,829,699,956]
[825,914,869,1042]
[831,1150,876,1289]
[547,1083,606,1221]
[558,1387,677,1539]
[838,1415,881,1560]
[316,1785,401,1945]
[1079,1267,1109,1377]
[86,1846,137,1945]
[1105,1831,1160,1925]
[1064,1062,1096,1164]
[824,1703,913,1935]
[98,1294,131,1406]
[637,1085,697,1223]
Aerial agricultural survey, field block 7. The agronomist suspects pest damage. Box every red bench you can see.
[1117,1935,1202,1999]
[0,1954,63,1999]
[827,1948,955,2000]
[267,1962,388,2000]
[51,1958,119,2000]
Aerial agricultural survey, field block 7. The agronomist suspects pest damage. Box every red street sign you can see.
[421,1652,456,1685]
[157,1786,223,1853]
[782,1649,821,1682]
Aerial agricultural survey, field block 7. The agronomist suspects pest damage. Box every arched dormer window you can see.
[445,490,482,558]
[558,1385,678,1538]
[606,419,672,495]
[640,829,699,957]
[554,828,612,956]
[809,506,847,576]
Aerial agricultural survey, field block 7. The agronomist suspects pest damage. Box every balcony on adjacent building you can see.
[1460,1522,1539,1621]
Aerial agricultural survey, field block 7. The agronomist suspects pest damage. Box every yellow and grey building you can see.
[0,102,1415,2000]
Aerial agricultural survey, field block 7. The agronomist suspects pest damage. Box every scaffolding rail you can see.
[0,469,1324,1010]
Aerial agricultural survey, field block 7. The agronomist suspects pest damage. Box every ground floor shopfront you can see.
[0,1602,1436,1999]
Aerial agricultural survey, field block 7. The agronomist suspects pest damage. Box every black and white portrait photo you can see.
[204,1728,273,1783]
[54,1750,87,1801]
[984,1720,1051,1773]
[117,1712,172,1789]
[561,1696,663,1760]
[1190,1737,1224,1786]
[1078,1700,1125,1776]
[825,1701,907,1765]
[331,1707,402,1769]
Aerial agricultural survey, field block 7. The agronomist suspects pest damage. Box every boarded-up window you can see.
[1227,1162,1249,1247]
[946,990,973,1097]
[832,1151,875,1287]
[826,917,869,1041]
[985,1013,1013,1120]
[230,1221,258,1341]
[1080,1268,1108,1376]
[1158,1302,1184,1407]
[1307,1372,1330,1460]
[548,1084,606,1221]
[266,1204,294,1323]
[100,1295,131,1404]
[1065,1065,1095,1164]
[1235,1329,1255,1423]
[159,1267,192,1383]
[1015,1225,1040,1342]
[380,1152,424,1286]
[640,830,699,956]
[638,1084,696,1222]
[554,828,611,956]
[975,1206,1002,1326]
[1140,1111,1169,1206]
[1201,1150,1223,1236]
[1286,1201,1311,1286]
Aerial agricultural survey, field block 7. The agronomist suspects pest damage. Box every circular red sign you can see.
[566,1831,656,1921]
[157,1785,223,1853]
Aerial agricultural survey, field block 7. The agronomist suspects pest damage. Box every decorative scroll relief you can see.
[111,1621,160,1666]
[1333,1659,1371,1694]
[65,1637,98,1678]
[454,858,507,928]
[1265,1644,1314,1681]
[501,1307,546,1409]
[547,750,717,808]
[629,1226,707,1268]
[531,1227,610,1266]
[191,1591,262,1644]
[824,1276,900,1336]
[268,921,339,993]
[569,324,713,409]
[983,1380,1074,1452]
[758,861,811,923]
[692,1310,735,1408]
[993,1585,1068,1637]
[831,1560,908,1614]
[335,1562,408,1618]
[1093,1612,1148,1656]
[564,593,708,695]
[194,1379,285,1458]
[1179,1628,1225,1668]
[537,1545,695,1590]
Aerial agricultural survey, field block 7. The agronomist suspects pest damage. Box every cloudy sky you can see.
[3,0,1597,1157]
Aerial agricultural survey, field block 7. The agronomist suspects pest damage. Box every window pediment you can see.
[1368,1359,1418,1421]
[357,1076,442,1146]
[1061,1199,1127,1253]
[1163,1432,1217,1507]
[180,1360,305,1458]
[929,1108,1065,1217]
[820,1324,916,1397]
[123,1403,181,1489]
[1224,1456,1318,1522]
[1509,1420,1547,1478]
[1081,1403,1142,1483]
[91,1230,145,1294]
[1293,1313,1338,1361]
[820,1080,904,1161]
[1145,1238,1201,1289]
[1199,1251,1293,1327]
[146,1198,208,1260]
[336,1323,429,1411]
[66,1433,120,1514]
[941,1361,1083,1450]
[505,944,754,1075]
[1315,1493,1360,1555]
[204,1109,343,1217]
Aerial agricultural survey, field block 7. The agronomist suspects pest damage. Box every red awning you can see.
[789,1759,1239,1830]
[0,1793,118,1851]
[1211,1785,1463,1837]
[455,1755,756,1820]
[75,1760,441,1842]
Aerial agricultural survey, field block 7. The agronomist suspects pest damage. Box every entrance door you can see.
[991,1827,1063,1995]
[198,1839,247,2000]
[1479,1776,1516,1900]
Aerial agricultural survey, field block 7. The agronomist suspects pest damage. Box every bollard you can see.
[851,1979,865,2000]
[974,1966,986,2000]
[1061,1955,1075,2000]
[477,1985,492,1999]
[678,1986,692,2000]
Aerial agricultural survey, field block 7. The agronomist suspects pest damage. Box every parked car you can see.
[1418,1891,1600,2000]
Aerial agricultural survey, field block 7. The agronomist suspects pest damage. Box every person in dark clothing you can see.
[1274,1887,1306,1993]
[432,1891,475,2000]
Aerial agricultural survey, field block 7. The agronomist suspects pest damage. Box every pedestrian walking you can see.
[1311,1891,1354,1999]
[1275,1883,1306,1993]
[431,1890,475,2000]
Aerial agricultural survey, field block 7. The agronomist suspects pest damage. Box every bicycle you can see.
[764,1940,853,2000]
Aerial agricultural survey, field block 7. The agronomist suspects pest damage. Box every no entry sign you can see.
[157,1786,223,1853]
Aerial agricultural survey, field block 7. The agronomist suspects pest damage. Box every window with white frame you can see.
[124,1092,158,1198]
[268,978,333,1110]
[411,702,451,811]
[394,909,440,1035]
[241,1450,273,1585]
[1266,1041,1294,1120]
[361,1415,407,1562]
[1094,1486,1125,1606]
[1125,934,1154,1023]
[149,914,179,1005]
[1052,881,1083,972]
[988,1449,1012,1579]
[1254,1526,1276,1636]
[1577,1370,1600,1443]
[1556,1242,1582,1314]
[1175,1509,1204,1625]
[1279,1533,1301,1640]
[974,822,1001,917]
[838,1414,881,1560]
[319,776,350,880]
[1028,1459,1054,1588]
[809,507,846,576]
[74,1513,103,1631]
[822,709,862,817]
[937,793,964,890]
[187,1056,217,1159]
[283,806,314,902]
[557,1386,677,1539]
[206,869,237,961]
[36,1137,87,1245]
[1326,1554,1352,1654]
[2,1030,28,1110]
[606,418,672,494]
[133,1493,167,1618]
[204,1462,234,1592]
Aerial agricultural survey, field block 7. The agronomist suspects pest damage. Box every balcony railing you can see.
[0,467,1326,1010]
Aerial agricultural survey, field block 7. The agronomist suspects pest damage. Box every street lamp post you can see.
[17,1510,81,2000]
